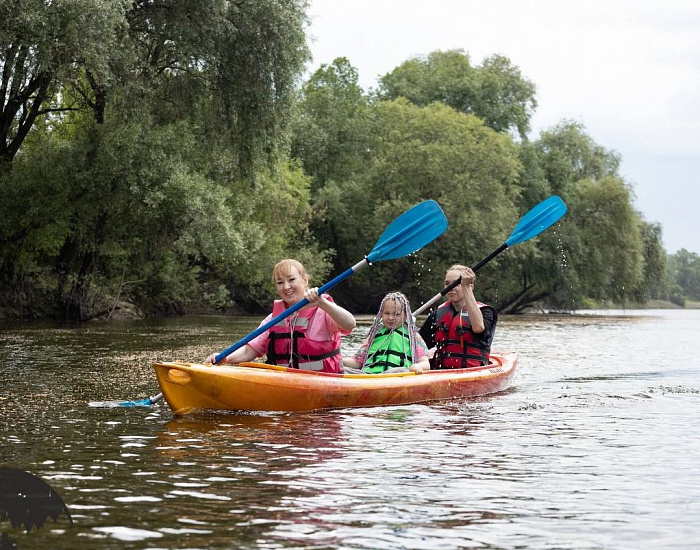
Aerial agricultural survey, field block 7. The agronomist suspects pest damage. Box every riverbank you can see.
[2,298,699,322]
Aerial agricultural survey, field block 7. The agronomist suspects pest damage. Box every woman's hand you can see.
[204,353,225,365]
[304,287,324,305]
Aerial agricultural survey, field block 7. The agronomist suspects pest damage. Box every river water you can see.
[1,309,699,549]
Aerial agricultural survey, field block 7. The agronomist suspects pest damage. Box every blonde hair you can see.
[272,259,309,285]
[364,291,417,363]
[446,264,473,287]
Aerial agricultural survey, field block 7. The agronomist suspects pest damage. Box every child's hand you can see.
[409,364,424,374]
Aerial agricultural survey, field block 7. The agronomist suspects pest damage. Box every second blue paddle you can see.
[413,195,568,316]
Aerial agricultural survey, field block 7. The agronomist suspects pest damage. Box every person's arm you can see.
[305,287,356,332]
[343,340,368,369]
[463,286,485,333]
[204,313,272,365]
[409,355,430,373]
[409,333,431,373]
[477,306,496,343]
[459,268,485,334]
[204,344,259,365]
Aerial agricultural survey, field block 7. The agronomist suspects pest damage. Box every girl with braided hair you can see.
[343,291,430,374]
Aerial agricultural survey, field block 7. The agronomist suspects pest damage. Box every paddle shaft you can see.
[412,243,507,316]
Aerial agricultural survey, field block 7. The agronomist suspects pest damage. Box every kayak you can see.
[152,351,518,415]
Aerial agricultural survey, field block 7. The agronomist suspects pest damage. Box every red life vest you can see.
[266,296,342,373]
[433,301,497,369]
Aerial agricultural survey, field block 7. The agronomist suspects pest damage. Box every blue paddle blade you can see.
[118,398,153,407]
[366,200,448,263]
[505,195,567,247]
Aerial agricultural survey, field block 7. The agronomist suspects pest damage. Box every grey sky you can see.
[306,0,700,255]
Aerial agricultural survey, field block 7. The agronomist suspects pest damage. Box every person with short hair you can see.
[419,265,497,369]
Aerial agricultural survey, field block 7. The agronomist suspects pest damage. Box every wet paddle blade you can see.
[505,195,567,247]
[94,394,162,408]
[366,200,448,263]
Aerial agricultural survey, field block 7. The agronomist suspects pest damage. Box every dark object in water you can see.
[0,467,73,549]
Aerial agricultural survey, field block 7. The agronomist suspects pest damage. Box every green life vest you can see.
[363,326,413,373]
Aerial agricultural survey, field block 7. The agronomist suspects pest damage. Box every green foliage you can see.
[313,99,522,310]
[567,176,644,304]
[291,57,369,192]
[0,7,674,320]
[491,122,656,312]
[1,0,313,319]
[636,222,666,301]
[537,120,621,189]
[377,50,537,138]
[0,0,128,161]
[667,249,700,301]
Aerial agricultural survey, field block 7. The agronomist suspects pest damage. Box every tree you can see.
[377,50,537,138]
[291,57,368,192]
[1,0,314,319]
[484,120,655,313]
[523,122,649,310]
[667,249,700,301]
[635,221,666,302]
[0,0,127,164]
[315,98,522,311]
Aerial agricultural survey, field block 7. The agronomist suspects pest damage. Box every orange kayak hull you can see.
[153,351,518,415]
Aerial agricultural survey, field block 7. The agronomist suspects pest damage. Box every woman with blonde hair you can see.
[204,259,355,373]
[418,264,497,369]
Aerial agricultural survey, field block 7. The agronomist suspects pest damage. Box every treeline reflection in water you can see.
[1,310,699,549]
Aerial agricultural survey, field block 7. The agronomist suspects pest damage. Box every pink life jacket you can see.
[266,296,342,373]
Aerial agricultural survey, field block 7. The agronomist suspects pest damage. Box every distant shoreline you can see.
[2,299,699,323]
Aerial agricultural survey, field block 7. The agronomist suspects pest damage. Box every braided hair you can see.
[364,291,417,364]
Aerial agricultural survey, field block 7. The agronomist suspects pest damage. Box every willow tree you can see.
[507,121,659,310]
[1,0,314,319]
[0,0,127,164]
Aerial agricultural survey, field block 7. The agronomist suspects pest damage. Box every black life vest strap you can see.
[365,348,410,369]
[267,331,340,369]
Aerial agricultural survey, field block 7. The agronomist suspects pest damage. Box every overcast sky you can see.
[305,0,700,255]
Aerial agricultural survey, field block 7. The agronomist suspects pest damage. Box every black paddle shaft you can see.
[439,242,508,297]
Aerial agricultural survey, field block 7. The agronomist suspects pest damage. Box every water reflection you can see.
[2,311,700,549]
